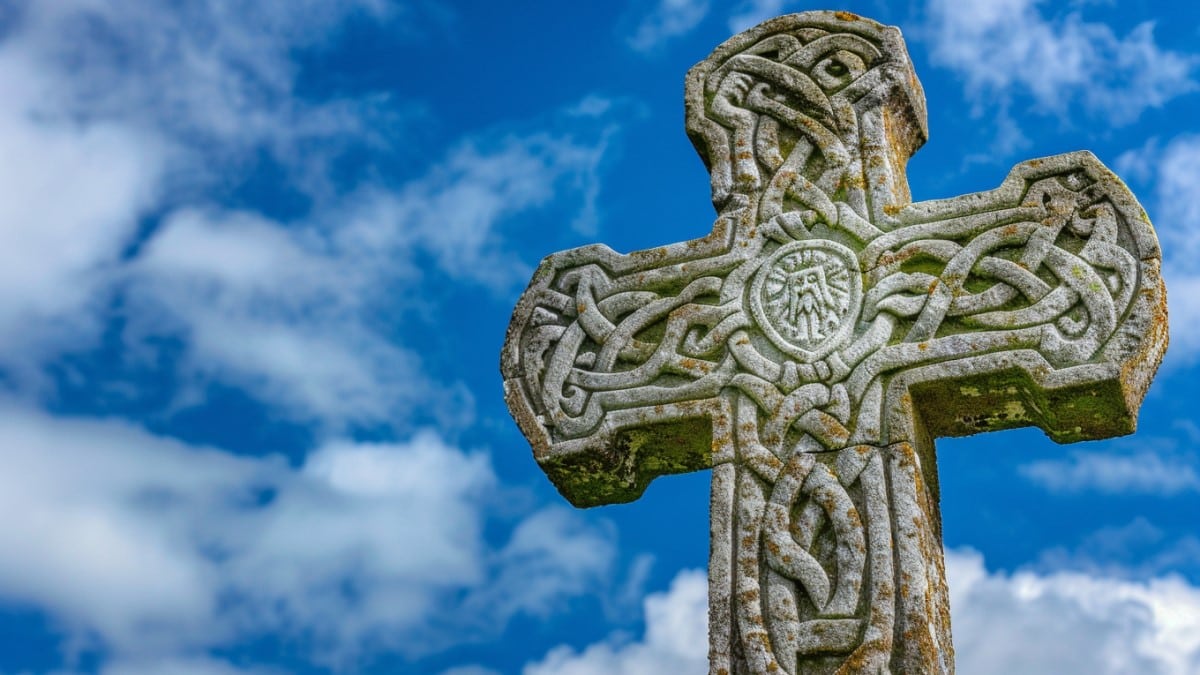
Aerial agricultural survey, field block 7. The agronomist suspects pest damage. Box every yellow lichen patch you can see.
[1004,400,1027,419]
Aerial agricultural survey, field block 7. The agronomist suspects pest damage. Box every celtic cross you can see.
[501,11,1167,674]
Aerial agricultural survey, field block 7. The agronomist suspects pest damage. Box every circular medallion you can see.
[749,239,862,362]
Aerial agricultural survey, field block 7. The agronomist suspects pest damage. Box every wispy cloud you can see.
[1154,135,1200,264]
[521,569,709,675]
[1036,518,1200,579]
[383,130,614,286]
[103,656,279,675]
[1113,134,1200,363]
[1019,450,1200,495]
[11,0,406,170]
[925,0,1197,126]
[124,207,433,429]
[122,120,611,429]
[628,0,710,52]
[728,0,788,34]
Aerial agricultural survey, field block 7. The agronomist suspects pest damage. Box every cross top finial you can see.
[685,12,927,216]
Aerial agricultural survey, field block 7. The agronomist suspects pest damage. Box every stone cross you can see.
[501,11,1167,675]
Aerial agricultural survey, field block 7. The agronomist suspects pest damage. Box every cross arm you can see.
[858,150,1167,448]
[500,207,758,507]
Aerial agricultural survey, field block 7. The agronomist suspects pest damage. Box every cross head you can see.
[501,11,1167,674]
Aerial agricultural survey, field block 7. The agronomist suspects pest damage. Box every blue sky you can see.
[0,0,1198,673]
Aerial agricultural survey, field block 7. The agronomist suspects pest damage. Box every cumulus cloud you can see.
[1151,136,1200,362]
[1134,136,1200,259]
[628,0,710,52]
[0,4,631,670]
[948,548,1200,675]
[468,508,618,622]
[518,551,1200,674]
[0,404,615,669]
[1161,269,1200,363]
[925,0,1197,125]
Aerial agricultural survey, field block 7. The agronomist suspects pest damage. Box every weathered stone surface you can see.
[501,10,1167,674]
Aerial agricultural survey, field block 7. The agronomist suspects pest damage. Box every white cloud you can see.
[948,548,1200,675]
[1153,137,1200,369]
[728,0,788,34]
[1162,270,1200,362]
[522,569,709,675]
[0,7,628,664]
[522,551,1200,674]
[1019,450,1200,495]
[1114,137,1161,184]
[0,403,616,669]
[628,0,710,52]
[925,0,1197,125]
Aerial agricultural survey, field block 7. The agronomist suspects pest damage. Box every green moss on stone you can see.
[898,254,947,279]
[540,417,713,507]
[907,366,1134,444]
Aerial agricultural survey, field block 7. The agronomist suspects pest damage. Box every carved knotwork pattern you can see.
[503,13,1162,675]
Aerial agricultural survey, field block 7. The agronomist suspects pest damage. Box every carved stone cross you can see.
[501,11,1167,674]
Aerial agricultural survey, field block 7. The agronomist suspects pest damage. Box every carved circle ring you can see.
[749,239,862,362]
